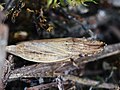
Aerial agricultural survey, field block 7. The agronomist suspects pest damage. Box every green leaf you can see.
[52,0,58,8]
[47,0,53,8]
[0,4,4,11]
[60,0,65,6]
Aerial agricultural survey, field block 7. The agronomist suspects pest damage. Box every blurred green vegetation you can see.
[0,0,98,44]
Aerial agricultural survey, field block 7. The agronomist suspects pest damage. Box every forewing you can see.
[6,38,105,63]
[35,38,104,56]
[6,44,71,63]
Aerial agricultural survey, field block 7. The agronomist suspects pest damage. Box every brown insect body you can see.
[6,38,105,63]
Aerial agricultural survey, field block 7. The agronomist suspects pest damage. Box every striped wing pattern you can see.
[6,38,104,63]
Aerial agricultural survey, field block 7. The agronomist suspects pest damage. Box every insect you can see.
[6,38,104,63]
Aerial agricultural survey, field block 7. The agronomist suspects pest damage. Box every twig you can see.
[67,86,76,90]
[25,82,57,90]
[2,55,14,88]
[9,61,78,79]
[25,81,70,90]
[9,62,61,79]
[3,0,15,11]
[56,76,65,90]
[63,75,120,90]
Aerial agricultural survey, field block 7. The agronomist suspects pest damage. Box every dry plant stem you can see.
[25,81,70,90]
[63,75,119,90]
[26,82,58,90]
[0,23,8,89]
[9,61,78,79]
[0,55,13,90]
[3,55,13,87]
[0,81,4,90]
[67,86,76,90]
[9,63,60,78]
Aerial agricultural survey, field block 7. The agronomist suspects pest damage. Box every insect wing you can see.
[6,38,104,63]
